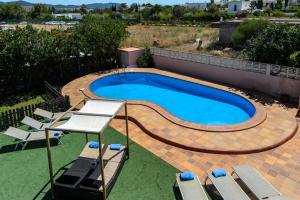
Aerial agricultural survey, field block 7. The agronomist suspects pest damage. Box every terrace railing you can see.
[150,47,300,80]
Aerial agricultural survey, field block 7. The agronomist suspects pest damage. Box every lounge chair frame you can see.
[1,127,62,150]
[205,170,250,200]
[232,165,290,200]
[176,173,209,200]
[45,98,130,200]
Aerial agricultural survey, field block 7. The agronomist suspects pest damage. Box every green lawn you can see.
[0,95,44,112]
[0,127,182,200]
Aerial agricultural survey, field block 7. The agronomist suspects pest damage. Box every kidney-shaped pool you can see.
[89,72,256,126]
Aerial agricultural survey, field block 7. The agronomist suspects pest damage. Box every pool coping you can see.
[82,68,267,132]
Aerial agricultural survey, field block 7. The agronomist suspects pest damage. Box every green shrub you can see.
[272,9,284,17]
[244,23,300,66]
[289,51,300,67]
[232,19,270,49]
[222,11,235,20]
[263,8,272,16]
[296,9,300,18]
[136,48,153,68]
[253,10,262,16]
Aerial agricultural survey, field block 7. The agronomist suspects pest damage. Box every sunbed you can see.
[1,127,62,150]
[233,164,292,200]
[34,108,72,121]
[176,173,209,200]
[21,116,52,130]
[206,169,250,200]
[54,142,126,200]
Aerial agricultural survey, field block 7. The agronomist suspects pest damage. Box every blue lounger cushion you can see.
[54,131,63,137]
[212,169,226,178]
[180,171,195,181]
[89,141,99,149]
[110,144,121,150]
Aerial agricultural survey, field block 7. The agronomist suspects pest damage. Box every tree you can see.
[249,1,256,12]
[119,3,128,12]
[257,0,263,9]
[284,0,289,8]
[30,4,49,19]
[232,20,270,49]
[80,4,88,14]
[172,5,185,19]
[129,3,139,12]
[0,4,26,20]
[76,15,128,66]
[207,4,219,13]
[275,0,283,9]
[245,23,300,66]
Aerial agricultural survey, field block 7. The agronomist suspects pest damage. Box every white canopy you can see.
[56,114,112,134]
[78,99,124,117]
[53,99,125,134]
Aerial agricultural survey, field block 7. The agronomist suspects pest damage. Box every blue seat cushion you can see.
[54,131,63,137]
[212,169,226,178]
[110,144,121,150]
[180,171,194,181]
[89,141,99,149]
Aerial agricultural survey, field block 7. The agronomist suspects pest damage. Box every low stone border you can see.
[115,115,298,154]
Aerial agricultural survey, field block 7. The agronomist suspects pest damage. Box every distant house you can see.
[52,13,83,20]
[227,1,251,13]
[185,3,208,10]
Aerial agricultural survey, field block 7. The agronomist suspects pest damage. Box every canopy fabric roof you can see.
[56,114,111,134]
[78,99,124,117]
[53,99,125,134]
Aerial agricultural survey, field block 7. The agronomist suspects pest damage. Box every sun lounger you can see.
[206,169,250,200]
[176,173,209,200]
[34,108,72,121]
[54,142,126,200]
[233,164,292,200]
[21,116,52,130]
[1,127,62,150]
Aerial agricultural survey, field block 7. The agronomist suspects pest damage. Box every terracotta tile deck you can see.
[62,68,299,199]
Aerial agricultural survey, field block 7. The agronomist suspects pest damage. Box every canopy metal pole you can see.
[85,134,88,143]
[97,132,106,200]
[45,129,55,199]
[125,102,129,158]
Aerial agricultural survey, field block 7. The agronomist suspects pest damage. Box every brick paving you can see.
[62,68,299,199]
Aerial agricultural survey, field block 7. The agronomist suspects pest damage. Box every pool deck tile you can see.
[62,68,299,199]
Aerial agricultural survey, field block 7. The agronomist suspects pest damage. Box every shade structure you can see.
[45,98,129,200]
[56,114,112,134]
[78,99,124,117]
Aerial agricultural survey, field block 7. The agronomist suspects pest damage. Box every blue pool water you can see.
[90,72,256,125]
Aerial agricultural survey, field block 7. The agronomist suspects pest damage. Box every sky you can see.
[0,0,210,6]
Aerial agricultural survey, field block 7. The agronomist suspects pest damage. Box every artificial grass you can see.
[0,127,180,200]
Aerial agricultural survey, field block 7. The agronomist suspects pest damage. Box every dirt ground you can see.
[122,24,237,57]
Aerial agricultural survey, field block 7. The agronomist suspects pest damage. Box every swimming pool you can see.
[90,72,256,125]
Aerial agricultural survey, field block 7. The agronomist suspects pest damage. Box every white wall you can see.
[153,55,300,100]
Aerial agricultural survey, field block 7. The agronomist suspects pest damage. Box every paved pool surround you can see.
[62,68,298,154]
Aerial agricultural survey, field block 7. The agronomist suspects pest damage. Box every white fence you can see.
[150,48,300,80]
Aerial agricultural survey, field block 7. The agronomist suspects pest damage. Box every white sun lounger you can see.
[233,165,292,200]
[1,127,62,150]
[21,116,52,130]
[207,170,250,200]
[176,173,209,200]
[34,108,72,121]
